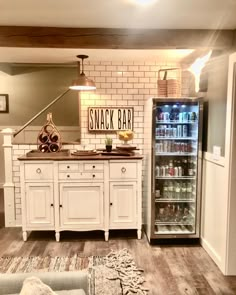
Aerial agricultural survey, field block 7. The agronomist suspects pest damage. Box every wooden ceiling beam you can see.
[0,26,234,50]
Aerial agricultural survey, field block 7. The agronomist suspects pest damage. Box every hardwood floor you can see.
[0,227,236,295]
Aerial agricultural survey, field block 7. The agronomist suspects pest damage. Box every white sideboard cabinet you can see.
[19,157,142,241]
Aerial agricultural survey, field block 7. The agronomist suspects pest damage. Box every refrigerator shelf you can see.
[155,152,197,156]
[155,221,194,226]
[155,198,195,203]
[156,176,196,180]
[154,227,195,234]
[155,137,197,140]
[154,230,195,235]
[156,121,198,124]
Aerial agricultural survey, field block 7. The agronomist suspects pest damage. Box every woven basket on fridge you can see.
[157,68,181,97]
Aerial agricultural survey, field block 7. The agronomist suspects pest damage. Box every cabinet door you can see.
[59,183,104,229]
[25,183,54,228]
[109,182,137,228]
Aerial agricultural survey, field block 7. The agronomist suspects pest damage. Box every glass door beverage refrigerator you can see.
[144,97,203,242]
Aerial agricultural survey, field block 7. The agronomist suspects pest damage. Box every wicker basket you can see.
[157,68,181,97]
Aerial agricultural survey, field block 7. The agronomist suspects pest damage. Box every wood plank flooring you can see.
[0,227,235,295]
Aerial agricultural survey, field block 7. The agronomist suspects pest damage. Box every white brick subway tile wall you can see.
[9,60,192,224]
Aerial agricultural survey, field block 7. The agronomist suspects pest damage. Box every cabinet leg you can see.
[55,232,60,242]
[137,229,142,239]
[22,231,27,242]
[104,231,109,241]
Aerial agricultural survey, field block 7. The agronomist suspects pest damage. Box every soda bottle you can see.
[174,182,181,199]
[181,182,187,199]
[163,181,168,199]
[168,181,174,199]
[168,160,174,176]
[188,159,194,176]
[186,183,193,199]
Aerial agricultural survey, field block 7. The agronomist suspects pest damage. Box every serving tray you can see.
[71,150,99,156]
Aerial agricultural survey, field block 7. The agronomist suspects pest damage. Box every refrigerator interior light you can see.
[181,105,186,108]
[173,105,177,108]
[164,105,169,108]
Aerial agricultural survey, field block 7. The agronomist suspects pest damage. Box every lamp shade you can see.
[69,54,96,91]
[69,73,96,91]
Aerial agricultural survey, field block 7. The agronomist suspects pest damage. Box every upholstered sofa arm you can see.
[0,271,88,295]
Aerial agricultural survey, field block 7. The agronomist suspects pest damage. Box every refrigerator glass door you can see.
[153,100,200,237]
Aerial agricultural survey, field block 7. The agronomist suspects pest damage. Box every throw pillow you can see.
[20,276,56,295]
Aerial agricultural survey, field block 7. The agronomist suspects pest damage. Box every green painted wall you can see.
[0,65,79,127]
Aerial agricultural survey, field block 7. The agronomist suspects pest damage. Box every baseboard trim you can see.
[200,237,223,273]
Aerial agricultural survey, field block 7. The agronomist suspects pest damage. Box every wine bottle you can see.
[49,143,59,153]
[49,132,59,142]
[39,144,49,153]
[38,133,49,144]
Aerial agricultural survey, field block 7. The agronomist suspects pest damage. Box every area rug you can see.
[0,248,148,295]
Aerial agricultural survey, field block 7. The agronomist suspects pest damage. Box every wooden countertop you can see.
[18,150,143,161]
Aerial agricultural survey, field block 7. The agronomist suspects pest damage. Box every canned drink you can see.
[166,128,170,137]
[179,112,183,122]
[164,112,169,121]
[188,112,192,121]
[155,166,160,177]
[177,125,182,137]
[170,141,175,152]
[155,143,159,152]
[165,165,169,176]
[178,166,182,176]
[159,142,163,152]
[183,125,188,137]
[188,142,192,152]
[177,142,181,152]
[184,143,188,153]
[173,128,177,137]
[160,112,164,121]
[163,141,168,152]
[181,142,185,152]
[183,112,188,122]
[163,125,167,136]
[167,141,171,153]
[174,142,178,152]
[160,166,165,176]
[174,167,179,176]
[155,190,161,198]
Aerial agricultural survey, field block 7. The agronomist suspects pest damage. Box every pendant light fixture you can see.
[14,54,96,137]
[69,54,96,91]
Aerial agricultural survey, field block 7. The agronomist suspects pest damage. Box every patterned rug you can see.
[0,249,148,295]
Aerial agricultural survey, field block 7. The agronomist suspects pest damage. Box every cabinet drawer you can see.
[24,163,53,180]
[109,162,137,179]
[83,163,104,171]
[59,172,104,180]
[58,163,80,172]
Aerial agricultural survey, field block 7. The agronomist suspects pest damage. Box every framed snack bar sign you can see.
[88,107,133,131]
